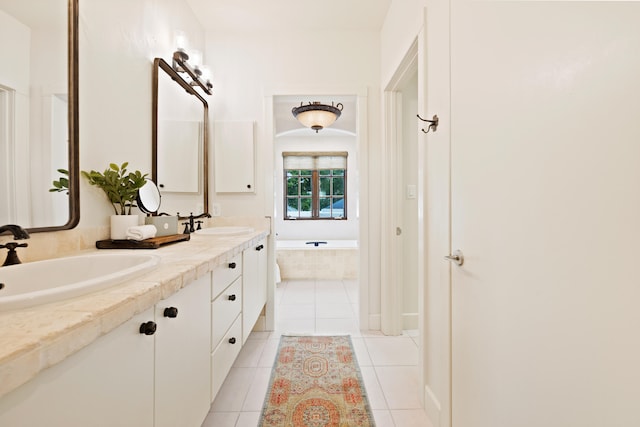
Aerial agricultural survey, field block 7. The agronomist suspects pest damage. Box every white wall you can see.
[381,0,451,424]
[29,25,68,227]
[204,29,383,326]
[274,133,358,241]
[0,11,31,225]
[400,74,419,330]
[78,0,206,227]
[204,29,380,216]
[381,0,427,87]
[0,11,30,95]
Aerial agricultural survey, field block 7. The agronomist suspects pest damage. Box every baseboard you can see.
[424,385,441,426]
[368,314,381,331]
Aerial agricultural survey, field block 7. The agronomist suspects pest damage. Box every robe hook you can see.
[417,114,439,133]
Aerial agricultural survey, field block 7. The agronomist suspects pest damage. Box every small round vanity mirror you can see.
[137,179,162,214]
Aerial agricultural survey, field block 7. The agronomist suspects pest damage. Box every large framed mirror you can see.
[152,58,208,216]
[0,0,79,233]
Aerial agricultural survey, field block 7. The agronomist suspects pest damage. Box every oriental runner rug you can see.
[259,335,376,427]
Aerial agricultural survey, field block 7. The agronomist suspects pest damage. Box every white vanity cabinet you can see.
[210,253,244,401]
[154,274,211,427]
[242,238,268,343]
[0,276,212,427]
[0,309,156,427]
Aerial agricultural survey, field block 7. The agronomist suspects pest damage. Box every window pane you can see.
[319,177,330,195]
[283,156,346,220]
[332,177,344,195]
[300,197,312,217]
[332,197,344,218]
[319,198,331,209]
[331,197,344,217]
[286,198,299,217]
[319,198,331,218]
[300,177,312,194]
[286,177,299,196]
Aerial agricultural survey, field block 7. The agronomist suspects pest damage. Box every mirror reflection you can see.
[152,58,209,216]
[137,179,162,214]
[0,0,78,232]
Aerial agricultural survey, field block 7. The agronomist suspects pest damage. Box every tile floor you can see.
[201,279,433,427]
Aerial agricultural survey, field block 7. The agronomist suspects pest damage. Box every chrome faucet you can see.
[0,224,30,266]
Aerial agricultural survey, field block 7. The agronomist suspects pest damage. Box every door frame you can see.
[381,41,418,335]
[381,10,453,425]
[264,86,370,331]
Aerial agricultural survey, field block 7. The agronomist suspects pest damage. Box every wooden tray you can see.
[96,233,190,249]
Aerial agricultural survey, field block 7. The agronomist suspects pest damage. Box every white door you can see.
[450,2,640,426]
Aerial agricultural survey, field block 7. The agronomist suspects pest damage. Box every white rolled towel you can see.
[275,262,282,283]
[126,224,157,241]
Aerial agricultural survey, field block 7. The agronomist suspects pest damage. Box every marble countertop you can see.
[0,226,269,399]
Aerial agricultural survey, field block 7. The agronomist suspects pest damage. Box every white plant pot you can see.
[110,215,139,240]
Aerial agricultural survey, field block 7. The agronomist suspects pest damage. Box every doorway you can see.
[381,40,420,336]
[269,94,366,333]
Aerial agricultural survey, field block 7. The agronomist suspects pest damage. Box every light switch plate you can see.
[406,184,417,199]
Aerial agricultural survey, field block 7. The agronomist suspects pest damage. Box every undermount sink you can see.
[0,253,160,311]
[195,226,255,236]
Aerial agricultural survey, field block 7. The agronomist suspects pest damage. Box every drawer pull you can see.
[139,321,157,336]
[256,244,264,251]
[228,294,237,301]
[163,307,178,318]
[228,337,237,344]
[228,262,237,269]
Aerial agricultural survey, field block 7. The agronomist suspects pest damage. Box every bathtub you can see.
[276,240,359,280]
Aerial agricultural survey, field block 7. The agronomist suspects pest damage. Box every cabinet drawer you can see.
[211,315,242,401]
[211,277,242,350]
[212,254,242,299]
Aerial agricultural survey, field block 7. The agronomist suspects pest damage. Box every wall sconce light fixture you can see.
[172,48,212,95]
[417,114,439,134]
[292,102,344,133]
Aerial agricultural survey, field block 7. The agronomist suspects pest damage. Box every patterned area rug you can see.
[259,335,375,427]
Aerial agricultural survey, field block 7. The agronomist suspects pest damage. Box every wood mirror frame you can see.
[151,58,209,216]
[5,0,80,233]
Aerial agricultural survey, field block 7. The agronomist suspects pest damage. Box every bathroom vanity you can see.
[0,225,269,427]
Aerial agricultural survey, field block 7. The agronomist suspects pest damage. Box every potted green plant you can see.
[82,162,148,239]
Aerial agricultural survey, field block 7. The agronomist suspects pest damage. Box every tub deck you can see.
[276,240,358,280]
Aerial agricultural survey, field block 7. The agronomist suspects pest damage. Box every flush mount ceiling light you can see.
[292,102,344,133]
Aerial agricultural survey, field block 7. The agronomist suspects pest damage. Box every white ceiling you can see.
[185,0,391,32]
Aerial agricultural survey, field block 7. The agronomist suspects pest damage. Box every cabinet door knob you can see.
[228,294,237,301]
[229,337,237,344]
[163,307,179,318]
[228,262,236,269]
[256,244,264,251]
[247,184,251,189]
[139,321,157,335]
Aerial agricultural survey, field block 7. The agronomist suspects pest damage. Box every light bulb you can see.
[174,30,188,52]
